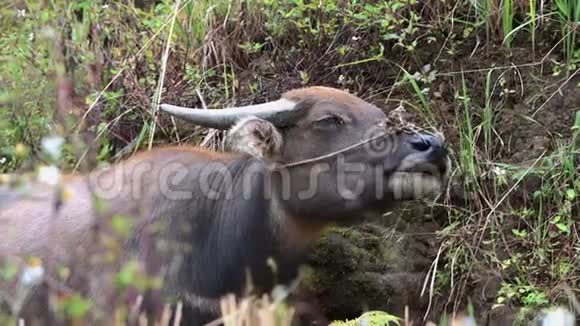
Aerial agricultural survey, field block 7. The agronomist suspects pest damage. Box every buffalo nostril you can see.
[410,137,432,152]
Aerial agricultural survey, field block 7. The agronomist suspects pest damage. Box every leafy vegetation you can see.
[0,0,578,324]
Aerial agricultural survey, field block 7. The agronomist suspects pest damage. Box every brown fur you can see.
[282,86,377,111]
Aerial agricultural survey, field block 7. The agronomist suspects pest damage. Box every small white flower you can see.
[28,32,34,41]
[102,3,109,9]
[492,166,506,176]
[41,135,64,161]
[0,157,6,165]
[338,74,345,82]
[37,165,61,186]
[17,9,26,17]
[351,35,360,41]
[21,265,44,286]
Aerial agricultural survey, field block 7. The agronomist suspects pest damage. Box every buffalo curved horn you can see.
[159,98,297,130]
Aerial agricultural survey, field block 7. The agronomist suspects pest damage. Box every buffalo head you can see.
[161,86,450,223]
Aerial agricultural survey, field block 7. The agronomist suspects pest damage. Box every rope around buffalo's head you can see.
[273,106,441,170]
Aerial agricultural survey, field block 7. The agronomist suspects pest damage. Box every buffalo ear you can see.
[225,116,283,159]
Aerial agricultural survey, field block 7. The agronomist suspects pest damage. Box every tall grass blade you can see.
[394,64,436,126]
[530,0,537,54]
[483,68,494,154]
[502,0,514,47]
[554,0,580,72]
[149,0,182,150]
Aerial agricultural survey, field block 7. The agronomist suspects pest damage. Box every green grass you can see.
[554,0,580,71]
[481,68,495,155]
[529,0,537,54]
[457,72,480,185]
[0,0,578,324]
[502,0,514,47]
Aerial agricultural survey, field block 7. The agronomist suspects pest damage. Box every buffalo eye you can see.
[313,115,345,129]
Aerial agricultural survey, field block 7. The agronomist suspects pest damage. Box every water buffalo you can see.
[0,86,450,324]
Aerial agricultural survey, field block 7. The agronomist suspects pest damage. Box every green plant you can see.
[495,280,550,308]
[456,72,480,184]
[502,0,514,47]
[393,64,436,126]
[330,311,401,326]
[554,0,580,71]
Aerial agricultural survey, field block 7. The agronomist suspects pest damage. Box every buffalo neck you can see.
[140,154,308,302]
